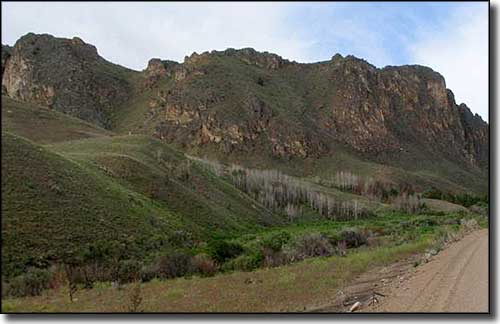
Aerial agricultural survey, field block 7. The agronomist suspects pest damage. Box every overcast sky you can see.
[1,1,489,121]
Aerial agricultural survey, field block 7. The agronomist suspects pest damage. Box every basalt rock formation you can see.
[142,49,488,171]
[2,33,489,178]
[1,33,134,128]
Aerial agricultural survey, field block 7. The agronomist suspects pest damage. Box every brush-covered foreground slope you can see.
[1,97,287,277]
[2,131,283,277]
[1,132,185,277]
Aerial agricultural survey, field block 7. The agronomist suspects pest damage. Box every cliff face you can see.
[1,45,12,92]
[1,33,134,128]
[142,50,488,170]
[1,34,489,174]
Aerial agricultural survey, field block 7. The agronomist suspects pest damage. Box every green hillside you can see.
[2,96,112,144]
[2,131,288,277]
[48,135,282,232]
[2,132,187,277]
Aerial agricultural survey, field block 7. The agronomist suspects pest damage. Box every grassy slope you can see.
[1,96,112,144]
[422,198,469,214]
[48,135,282,235]
[1,98,283,277]
[1,132,190,277]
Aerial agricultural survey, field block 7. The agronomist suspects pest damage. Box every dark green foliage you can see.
[423,187,488,208]
[207,240,244,264]
[261,231,291,251]
[3,268,52,298]
[168,230,195,249]
[116,260,142,284]
[223,251,263,272]
[156,251,195,279]
[139,264,159,283]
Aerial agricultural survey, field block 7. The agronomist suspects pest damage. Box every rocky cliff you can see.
[140,49,488,171]
[1,33,489,177]
[2,33,135,128]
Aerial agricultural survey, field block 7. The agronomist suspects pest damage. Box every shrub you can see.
[192,254,218,277]
[168,230,194,249]
[5,268,52,298]
[139,263,159,283]
[207,240,244,264]
[291,233,334,259]
[174,160,191,181]
[156,251,194,279]
[469,204,488,217]
[261,231,291,251]
[423,187,443,200]
[412,217,438,227]
[339,228,368,248]
[116,260,142,284]
[46,264,67,290]
[321,231,342,246]
[262,248,290,267]
[224,251,264,272]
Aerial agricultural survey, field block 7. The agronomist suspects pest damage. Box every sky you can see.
[1,1,489,121]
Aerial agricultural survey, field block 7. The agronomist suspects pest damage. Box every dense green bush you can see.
[422,188,488,208]
[139,263,159,283]
[168,230,194,248]
[116,260,142,284]
[223,251,263,272]
[261,231,291,251]
[4,268,52,298]
[207,240,244,264]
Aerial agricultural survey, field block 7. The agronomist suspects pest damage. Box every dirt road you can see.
[368,229,489,312]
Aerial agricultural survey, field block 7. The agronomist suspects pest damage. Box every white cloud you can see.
[1,2,312,70]
[410,4,489,121]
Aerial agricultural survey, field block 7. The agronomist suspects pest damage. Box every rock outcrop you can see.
[1,45,12,93]
[145,50,488,170]
[1,33,488,174]
[2,33,134,128]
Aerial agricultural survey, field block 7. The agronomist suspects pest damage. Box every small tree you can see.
[63,263,78,303]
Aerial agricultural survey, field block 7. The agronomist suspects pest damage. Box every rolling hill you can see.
[0,33,489,284]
